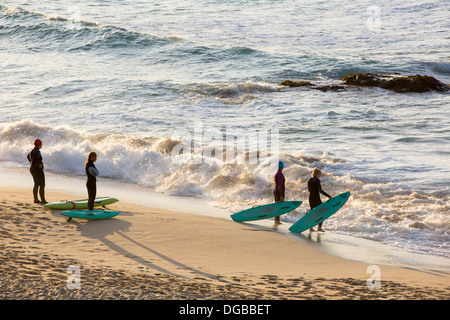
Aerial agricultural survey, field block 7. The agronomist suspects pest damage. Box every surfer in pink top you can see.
[273,161,285,225]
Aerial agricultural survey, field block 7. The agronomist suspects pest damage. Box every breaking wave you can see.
[0,120,448,258]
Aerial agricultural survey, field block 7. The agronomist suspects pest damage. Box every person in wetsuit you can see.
[307,167,331,232]
[85,151,98,211]
[27,139,47,204]
[273,161,285,225]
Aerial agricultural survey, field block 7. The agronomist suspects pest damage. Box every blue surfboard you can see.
[61,209,119,221]
[231,201,302,222]
[289,192,350,233]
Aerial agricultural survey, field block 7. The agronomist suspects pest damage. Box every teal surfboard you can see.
[44,197,118,210]
[60,209,120,221]
[231,201,302,222]
[289,192,350,233]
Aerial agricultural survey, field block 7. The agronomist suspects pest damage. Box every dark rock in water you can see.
[314,85,346,92]
[280,73,449,93]
[341,73,449,93]
[279,80,314,87]
[279,80,345,92]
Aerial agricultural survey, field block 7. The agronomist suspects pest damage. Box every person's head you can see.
[87,151,97,163]
[34,139,42,149]
[312,167,322,178]
[278,161,284,170]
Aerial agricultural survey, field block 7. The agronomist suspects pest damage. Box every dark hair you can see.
[85,151,97,166]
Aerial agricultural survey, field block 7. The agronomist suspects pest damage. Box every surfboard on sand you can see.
[231,201,302,222]
[60,209,119,221]
[289,192,350,233]
[44,197,118,210]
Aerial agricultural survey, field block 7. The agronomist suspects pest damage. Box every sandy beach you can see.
[1,187,449,300]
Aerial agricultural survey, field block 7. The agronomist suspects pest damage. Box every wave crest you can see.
[0,5,177,52]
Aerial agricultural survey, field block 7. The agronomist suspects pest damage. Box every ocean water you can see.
[0,1,449,261]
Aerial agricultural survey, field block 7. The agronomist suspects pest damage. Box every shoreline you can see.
[1,187,449,300]
[1,169,449,271]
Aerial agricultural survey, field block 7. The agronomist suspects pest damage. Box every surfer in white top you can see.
[85,151,98,211]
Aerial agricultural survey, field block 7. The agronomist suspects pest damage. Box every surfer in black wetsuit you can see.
[307,167,332,232]
[273,161,286,225]
[85,151,98,211]
[27,139,47,204]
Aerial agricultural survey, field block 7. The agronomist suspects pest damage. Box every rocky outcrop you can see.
[279,80,346,92]
[280,73,449,93]
[279,80,314,87]
[341,73,449,93]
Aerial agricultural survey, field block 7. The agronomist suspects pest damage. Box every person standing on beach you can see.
[273,161,286,225]
[27,139,47,204]
[85,151,98,211]
[307,167,332,232]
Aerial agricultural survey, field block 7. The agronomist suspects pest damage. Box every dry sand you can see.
[1,187,449,300]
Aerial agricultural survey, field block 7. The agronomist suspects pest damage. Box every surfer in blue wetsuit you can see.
[273,161,285,225]
[27,139,47,204]
[307,167,332,232]
[85,151,99,211]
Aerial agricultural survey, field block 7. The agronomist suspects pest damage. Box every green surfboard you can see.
[44,197,118,210]
[60,209,119,221]
[231,201,302,222]
[289,192,350,233]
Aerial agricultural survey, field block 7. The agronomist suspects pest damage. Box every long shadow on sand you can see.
[74,213,228,284]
